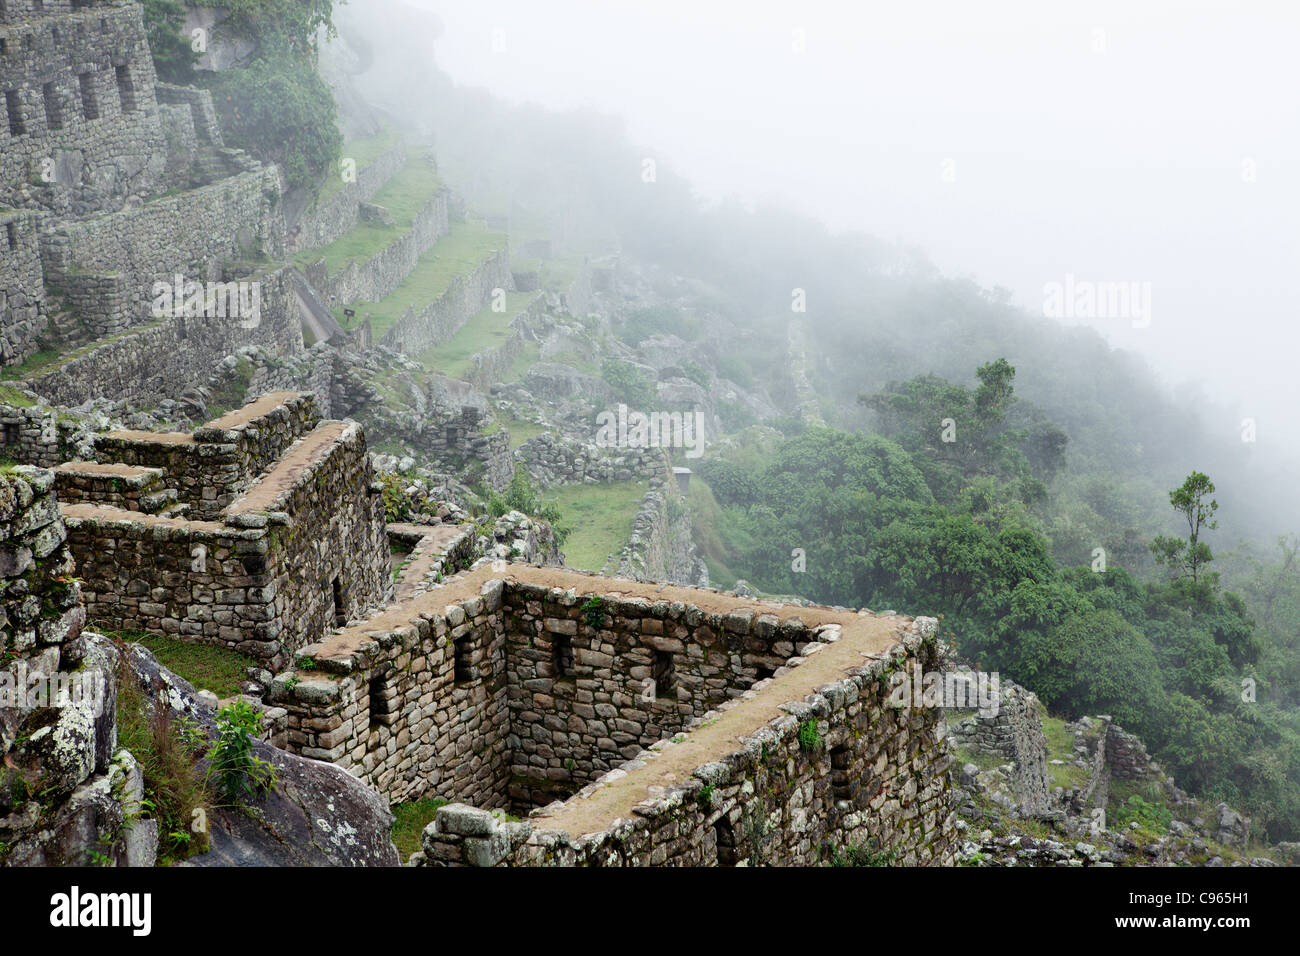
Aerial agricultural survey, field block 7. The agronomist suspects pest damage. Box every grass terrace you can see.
[343,220,508,340]
[296,153,443,274]
[115,632,257,700]
[316,127,403,204]
[415,291,539,380]
[494,407,548,448]
[545,479,649,571]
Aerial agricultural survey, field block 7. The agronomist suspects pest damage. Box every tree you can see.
[1150,471,1219,584]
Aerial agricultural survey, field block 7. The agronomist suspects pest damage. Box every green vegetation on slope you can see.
[546,480,649,571]
[123,632,257,699]
[345,220,507,339]
[296,152,442,272]
[416,291,538,380]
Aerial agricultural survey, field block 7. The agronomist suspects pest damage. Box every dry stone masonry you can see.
[265,564,960,866]
[59,392,390,670]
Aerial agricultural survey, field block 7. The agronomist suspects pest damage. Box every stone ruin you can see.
[52,391,391,672]
[268,563,960,866]
[0,388,962,866]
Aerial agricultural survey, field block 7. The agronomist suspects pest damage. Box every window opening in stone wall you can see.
[3,423,19,445]
[652,649,676,698]
[453,636,472,684]
[78,71,97,120]
[755,663,775,683]
[5,221,16,250]
[830,744,853,803]
[0,38,7,56]
[115,64,135,113]
[5,90,23,135]
[553,633,574,678]
[42,81,60,130]
[714,817,738,865]
[368,673,391,731]
[333,578,346,626]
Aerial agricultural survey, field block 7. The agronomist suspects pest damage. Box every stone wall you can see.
[415,604,959,866]
[0,1,168,215]
[603,470,708,587]
[0,465,149,866]
[515,431,666,489]
[62,397,390,667]
[0,400,90,468]
[40,163,285,323]
[315,180,449,307]
[91,391,320,517]
[380,247,512,357]
[154,82,222,147]
[0,209,48,367]
[290,140,407,254]
[459,295,545,391]
[944,678,1051,816]
[560,259,593,318]
[273,576,514,807]
[267,566,959,866]
[19,262,304,408]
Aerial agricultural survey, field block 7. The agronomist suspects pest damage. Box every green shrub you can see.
[487,465,569,542]
[601,359,656,409]
[208,700,278,806]
[206,57,342,189]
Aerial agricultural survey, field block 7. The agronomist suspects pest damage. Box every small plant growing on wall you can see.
[582,594,606,630]
[798,719,823,752]
[826,839,896,867]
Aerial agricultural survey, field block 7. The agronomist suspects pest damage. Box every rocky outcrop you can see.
[115,644,399,868]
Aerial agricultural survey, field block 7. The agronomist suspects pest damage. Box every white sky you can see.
[394,0,1300,436]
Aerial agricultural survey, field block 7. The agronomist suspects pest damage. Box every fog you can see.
[372,0,1299,454]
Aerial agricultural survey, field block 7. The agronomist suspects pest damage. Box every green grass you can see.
[391,797,449,861]
[0,383,36,407]
[495,408,548,449]
[414,291,539,380]
[316,127,402,203]
[687,475,754,589]
[120,632,256,699]
[0,348,63,381]
[1042,714,1091,790]
[296,155,443,273]
[545,349,600,376]
[498,341,540,384]
[546,480,649,571]
[346,221,508,340]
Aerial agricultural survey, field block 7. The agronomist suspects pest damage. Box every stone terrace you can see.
[267,564,960,866]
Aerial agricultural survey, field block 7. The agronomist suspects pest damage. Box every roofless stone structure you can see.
[269,564,960,866]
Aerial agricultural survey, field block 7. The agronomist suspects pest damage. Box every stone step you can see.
[139,487,179,515]
[52,462,167,512]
